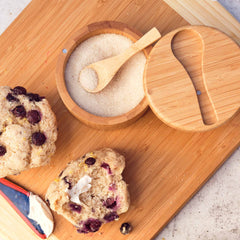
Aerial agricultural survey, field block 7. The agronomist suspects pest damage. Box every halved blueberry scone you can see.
[45,148,130,233]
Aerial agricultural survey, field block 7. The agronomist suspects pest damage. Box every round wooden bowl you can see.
[56,21,149,129]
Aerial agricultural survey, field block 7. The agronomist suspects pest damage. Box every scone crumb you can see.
[78,162,84,168]
[37,149,43,156]
[89,152,96,158]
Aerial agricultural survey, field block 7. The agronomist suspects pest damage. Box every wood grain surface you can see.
[145,25,240,131]
[163,0,240,45]
[0,0,240,240]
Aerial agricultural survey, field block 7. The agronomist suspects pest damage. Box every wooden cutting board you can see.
[0,0,239,240]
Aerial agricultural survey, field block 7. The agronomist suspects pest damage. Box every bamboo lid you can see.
[144,25,240,131]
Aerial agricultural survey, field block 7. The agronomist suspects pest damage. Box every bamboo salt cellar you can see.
[79,27,161,93]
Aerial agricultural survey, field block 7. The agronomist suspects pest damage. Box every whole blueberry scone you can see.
[0,86,57,177]
[45,148,130,233]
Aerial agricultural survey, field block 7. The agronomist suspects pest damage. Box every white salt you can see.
[79,67,98,91]
[65,33,146,117]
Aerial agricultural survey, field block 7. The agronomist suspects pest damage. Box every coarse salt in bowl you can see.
[56,21,150,129]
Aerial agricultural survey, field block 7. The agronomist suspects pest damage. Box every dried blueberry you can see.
[6,93,19,102]
[85,157,96,166]
[104,197,117,209]
[58,170,64,177]
[27,93,44,102]
[45,199,50,206]
[101,162,112,174]
[69,203,82,213]
[103,212,119,222]
[32,132,46,146]
[0,145,6,156]
[120,222,132,235]
[77,229,88,234]
[109,183,116,191]
[27,110,41,124]
[77,219,102,233]
[12,86,27,95]
[63,176,72,189]
[12,105,26,118]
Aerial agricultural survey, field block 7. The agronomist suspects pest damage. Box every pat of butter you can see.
[67,175,92,204]
[28,193,54,237]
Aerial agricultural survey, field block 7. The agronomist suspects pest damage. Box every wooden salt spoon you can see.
[79,27,161,93]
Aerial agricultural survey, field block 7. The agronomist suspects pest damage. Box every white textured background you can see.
[218,0,240,21]
[0,1,240,240]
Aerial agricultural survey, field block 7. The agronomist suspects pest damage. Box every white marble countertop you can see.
[0,1,240,239]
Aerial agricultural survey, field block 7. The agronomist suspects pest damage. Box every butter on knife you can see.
[0,178,54,239]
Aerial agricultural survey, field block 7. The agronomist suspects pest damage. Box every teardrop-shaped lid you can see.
[144,25,240,131]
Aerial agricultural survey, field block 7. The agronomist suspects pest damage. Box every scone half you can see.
[46,148,130,233]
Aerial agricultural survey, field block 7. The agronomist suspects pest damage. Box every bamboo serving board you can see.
[0,0,240,240]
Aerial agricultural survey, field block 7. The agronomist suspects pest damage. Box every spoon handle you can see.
[121,27,161,60]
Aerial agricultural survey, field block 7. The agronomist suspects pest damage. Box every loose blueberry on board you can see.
[120,222,132,235]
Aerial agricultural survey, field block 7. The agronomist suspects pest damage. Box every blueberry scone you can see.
[45,148,130,233]
[0,86,57,177]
